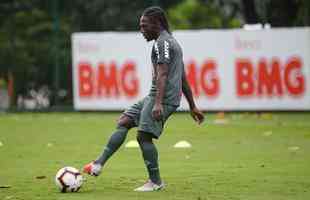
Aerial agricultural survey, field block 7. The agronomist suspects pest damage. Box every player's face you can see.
[139,15,159,41]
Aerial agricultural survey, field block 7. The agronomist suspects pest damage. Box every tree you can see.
[168,0,241,30]
[242,0,310,27]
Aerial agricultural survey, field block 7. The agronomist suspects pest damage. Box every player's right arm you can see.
[181,65,205,124]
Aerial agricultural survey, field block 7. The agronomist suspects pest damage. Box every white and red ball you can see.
[55,166,83,193]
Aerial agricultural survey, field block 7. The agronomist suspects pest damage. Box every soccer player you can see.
[83,6,205,192]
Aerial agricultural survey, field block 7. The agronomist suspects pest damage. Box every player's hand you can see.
[190,107,205,124]
[152,103,164,121]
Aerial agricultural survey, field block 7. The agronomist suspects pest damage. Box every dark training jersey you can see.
[149,30,184,107]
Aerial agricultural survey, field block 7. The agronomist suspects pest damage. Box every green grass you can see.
[0,112,310,200]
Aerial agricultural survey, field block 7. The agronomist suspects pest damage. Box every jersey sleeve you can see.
[154,39,170,64]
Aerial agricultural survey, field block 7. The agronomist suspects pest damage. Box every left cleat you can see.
[134,180,165,192]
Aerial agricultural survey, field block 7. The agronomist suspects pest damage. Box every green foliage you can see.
[168,0,241,30]
[0,6,51,95]
[0,0,72,102]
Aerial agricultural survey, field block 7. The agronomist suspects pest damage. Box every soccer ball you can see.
[55,166,83,193]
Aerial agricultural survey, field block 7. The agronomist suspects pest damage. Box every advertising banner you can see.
[72,28,310,110]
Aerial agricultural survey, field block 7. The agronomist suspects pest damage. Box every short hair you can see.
[142,6,171,34]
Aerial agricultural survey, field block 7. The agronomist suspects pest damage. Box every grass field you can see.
[0,112,310,200]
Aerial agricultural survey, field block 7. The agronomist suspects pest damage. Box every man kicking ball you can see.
[83,6,205,192]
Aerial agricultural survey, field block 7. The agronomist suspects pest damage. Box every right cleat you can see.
[83,161,102,177]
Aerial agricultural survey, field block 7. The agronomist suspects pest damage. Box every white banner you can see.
[72,28,310,111]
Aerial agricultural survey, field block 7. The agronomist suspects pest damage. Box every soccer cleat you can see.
[83,161,102,177]
[134,180,165,192]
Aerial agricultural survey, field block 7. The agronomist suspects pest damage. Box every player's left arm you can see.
[182,66,205,124]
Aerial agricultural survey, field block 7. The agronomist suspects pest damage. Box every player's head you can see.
[140,6,171,41]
